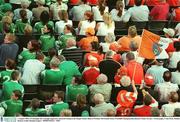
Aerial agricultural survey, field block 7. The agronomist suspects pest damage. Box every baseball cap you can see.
[163,28,175,37]
[144,74,154,86]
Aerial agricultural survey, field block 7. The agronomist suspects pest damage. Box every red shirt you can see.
[166,39,180,53]
[126,60,144,85]
[82,67,100,85]
[134,105,152,116]
[167,0,179,6]
[173,8,180,21]
[146,0,161,6]
[87,0,98,5]
[84,52,104,67]
[150,3,169,20]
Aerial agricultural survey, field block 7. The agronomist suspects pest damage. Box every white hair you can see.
[97,74,108,84]
[120,76,131,87]
[93,93,104,104]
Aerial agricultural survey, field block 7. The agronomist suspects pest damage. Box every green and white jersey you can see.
[0,69,13,84]
[39,34,55,52]
[34,21,54,34]
[0,99,23,116]
[15,19,29,34]
[25,108,47,116]
[2,81,24,100]
[41,69,65,85]
[66,84,88,102]
[18,49,36,67]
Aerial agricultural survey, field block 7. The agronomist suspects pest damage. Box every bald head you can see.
[66,39,76,48]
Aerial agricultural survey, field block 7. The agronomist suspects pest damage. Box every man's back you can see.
[99,59,120,83]
[21,59,45,84]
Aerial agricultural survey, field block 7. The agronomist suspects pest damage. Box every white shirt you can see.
[110,9,126,21]
[50,2,68,20]
[14,8,33,21]
[161,102,180,117]
[96,22,115,36]
[146,65,168,84]
[154,82,179,102]
[156,48,169,59]
[172,71,180,85]
[100,43,110,53]
[21,59,45,84]
[70,4,91,21]
[79,20,96,35]
[159,37,173,49]
[122,5,149,22]
[169,51,180,69]
[175,23,180,37]
[55,20,72,34]
[92,6,109,21]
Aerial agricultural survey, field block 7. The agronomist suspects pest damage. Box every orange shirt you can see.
[78,36,98,51]
[117,36,141,52]
[173,8,180,21]
[126,60,144,85]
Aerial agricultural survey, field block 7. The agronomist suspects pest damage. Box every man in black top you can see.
[99,50,121,83]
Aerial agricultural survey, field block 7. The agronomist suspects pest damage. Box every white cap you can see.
[163,28,175,37]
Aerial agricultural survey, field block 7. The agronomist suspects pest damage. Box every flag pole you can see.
[132,29,145,81]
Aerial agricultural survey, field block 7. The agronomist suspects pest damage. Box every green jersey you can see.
[41,69,65,85]
[66,84,88,102]
[34,21,54,34]
[59,61,81,85]
[51,102,69,116]
[15,19,29,34]
[2,81,24,100]
[0,99,23,116]
[39,34,55,52]
[25,108,47,116]
[18,49,36,67]
[0,69,13,84]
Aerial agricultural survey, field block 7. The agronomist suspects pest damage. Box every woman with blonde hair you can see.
[55,10,72,34]
[0,16,15,34]
[96,12,115,36]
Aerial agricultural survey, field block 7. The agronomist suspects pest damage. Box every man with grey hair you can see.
[90,93,115,116]
[41,56,65,84]
[100,33,116,53]
[13,0,32,21]
[99,50,121,83]
[122,41,144,65]
[61,38,84,67]
[89,73,112,102]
